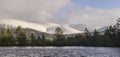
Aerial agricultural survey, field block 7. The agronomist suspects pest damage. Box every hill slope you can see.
[0,19,93,34]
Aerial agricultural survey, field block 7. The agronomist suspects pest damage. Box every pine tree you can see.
[36,36,41,46]
[30,33,36,46]
[55,27,63,35]
[84,28,90,36]
[7,28,18,46]
[0,28,8,46]
[16,26,24,32]
[0,28,18,46]
[93,29,101,46]
[113,18,120,47]
[16,26,31,46]
[93,29,99,37]
[40,34,46,46]
[116,18,120,28]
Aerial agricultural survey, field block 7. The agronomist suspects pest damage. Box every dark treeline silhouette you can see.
[0,19,120,47]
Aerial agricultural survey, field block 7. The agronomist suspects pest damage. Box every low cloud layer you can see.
[54,6,120,28]
[0,0,120,29]
[0,0,70,23]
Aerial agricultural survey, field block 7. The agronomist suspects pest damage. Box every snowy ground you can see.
[0,47,119,57]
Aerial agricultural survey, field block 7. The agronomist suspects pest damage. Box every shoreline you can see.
[0,46,119,48]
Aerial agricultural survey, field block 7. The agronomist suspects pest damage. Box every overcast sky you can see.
[0,0,120,28]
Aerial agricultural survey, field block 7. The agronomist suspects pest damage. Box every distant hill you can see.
[0,19,93,34]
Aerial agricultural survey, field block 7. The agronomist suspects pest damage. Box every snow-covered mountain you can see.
[0,19,92,34]
[96,26,109,35]
[47,25,83,34]
[0,19,47,32]
[69,24,93,32]
[97,26,108,32]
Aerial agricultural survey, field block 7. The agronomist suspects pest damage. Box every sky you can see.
[73,0,120,9]
[0,0,120,29]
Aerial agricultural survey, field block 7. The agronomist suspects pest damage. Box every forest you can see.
[0,19,120,47]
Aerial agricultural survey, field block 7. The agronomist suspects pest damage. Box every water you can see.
[0,47,119,57]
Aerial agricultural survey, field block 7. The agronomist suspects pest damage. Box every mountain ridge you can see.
[0,19,93,34]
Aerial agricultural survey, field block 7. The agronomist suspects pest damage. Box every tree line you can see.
[0,19,120,47]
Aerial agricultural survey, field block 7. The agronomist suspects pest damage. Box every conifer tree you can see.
[84,28,90,36]
[30,33,36,46]
[0,28,8,46]
[0,28,18,46]
[93,29,99,37]
[55,27,63,35]
[7,28,18,46]
[16,26,31,46]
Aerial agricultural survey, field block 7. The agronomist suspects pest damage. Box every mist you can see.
[0,0,119,29]
[0,19,47,32]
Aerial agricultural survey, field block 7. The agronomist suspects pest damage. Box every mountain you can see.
[68,24,93,32]
[97,26,108,32]
[47,25,83,34]
[96,26,109,35]
[0,19,47,32]
[46,24,94,34]
[0,19,92,34]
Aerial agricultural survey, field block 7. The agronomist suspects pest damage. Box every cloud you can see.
[56,6,120,28]
[0,0,70,23]
[0,0,120,29]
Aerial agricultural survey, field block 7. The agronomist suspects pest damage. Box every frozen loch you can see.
[0,47,119,57]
